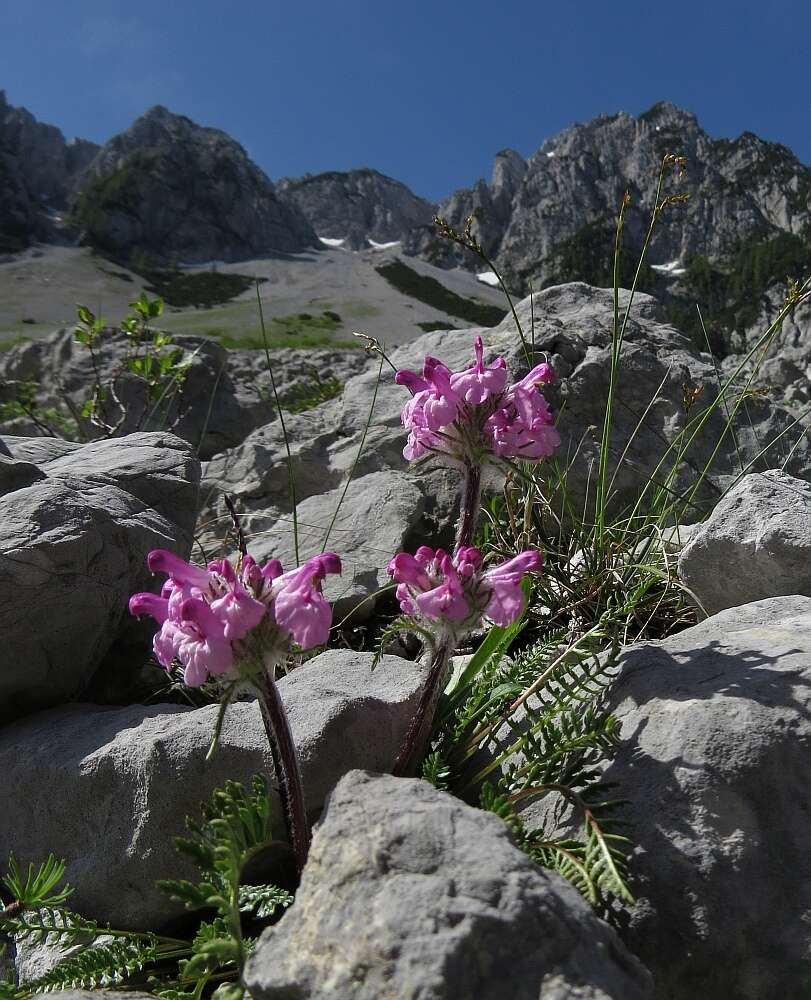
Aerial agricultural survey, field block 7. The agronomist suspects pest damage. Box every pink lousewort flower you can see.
[129,549,341,686]
[395,336,560,465]
[388,544,543,630]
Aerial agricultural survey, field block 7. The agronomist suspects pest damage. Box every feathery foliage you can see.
[1,776,292,1000]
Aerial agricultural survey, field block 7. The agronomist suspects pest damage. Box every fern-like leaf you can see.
[238,885,293,920]
[24,936,159,993]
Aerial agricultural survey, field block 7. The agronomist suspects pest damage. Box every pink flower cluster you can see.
[388,545,543,629]
[129,549,341,686]
[395,336,561,464]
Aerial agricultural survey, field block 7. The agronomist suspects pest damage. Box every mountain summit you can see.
[70,105,317,265]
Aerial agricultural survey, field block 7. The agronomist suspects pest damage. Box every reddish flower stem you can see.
[257,662,310,874]
[456,461,482,550]
[393,461,483,776]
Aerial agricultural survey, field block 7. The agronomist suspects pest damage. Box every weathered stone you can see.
[202,283,811,542]
[0,432,199,721]
[0,650,423,929]
[0,435,81,464]
[535,596,811,999]
[678,470,811,614]
[0,331,372,459]
[0,453,44,495]
[244,770,652,1000]
[241,469,456,618]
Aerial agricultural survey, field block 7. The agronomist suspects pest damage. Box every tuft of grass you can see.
[376,258,507,326]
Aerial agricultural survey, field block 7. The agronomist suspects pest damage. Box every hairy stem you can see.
[392,640,453,777]
[256,660,310,874]
[456,461,482,550]
[393,461,484,776]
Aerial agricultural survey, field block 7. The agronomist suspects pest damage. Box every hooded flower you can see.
[129,548,342,686]
[395,335,560,466]
[388,545,542,631]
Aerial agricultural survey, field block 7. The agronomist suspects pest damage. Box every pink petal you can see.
[129,592,169,624]
[274,585,332,650]
[148,550,211,588]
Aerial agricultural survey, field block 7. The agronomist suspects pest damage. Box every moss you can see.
[375,259,506,326]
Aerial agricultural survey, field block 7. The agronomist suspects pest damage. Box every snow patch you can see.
[546,150,556,158]
[476,271,500,287]
[367,238,400,250]
[318,236,346,248]
[651,259,687,277]
[655,125,661,132]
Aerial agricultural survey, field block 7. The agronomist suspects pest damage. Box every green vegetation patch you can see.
[278,371,343,412]
[416,320,458,333]
[542,218,657,291]
[212,309,361,351]
[376,259,507,326]
[144,270,263,308]
[668,230,811,354]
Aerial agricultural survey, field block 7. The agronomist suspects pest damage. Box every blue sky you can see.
[2,1,810,202]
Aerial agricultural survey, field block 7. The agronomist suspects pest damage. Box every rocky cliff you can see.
[277,167,435,249]
[70,105,317,265]
[0,90,98,251]
[405,103,811,350]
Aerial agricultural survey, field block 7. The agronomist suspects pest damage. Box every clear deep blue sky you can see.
[3,1,809,202]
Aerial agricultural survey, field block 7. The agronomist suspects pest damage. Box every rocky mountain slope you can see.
[70,105,317,265]
[2,94,809,354]
[0,90,98,251]
[406,103,811,350]
[277,168,434,249]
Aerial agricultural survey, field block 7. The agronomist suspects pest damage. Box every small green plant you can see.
[73,292,194,437]
[0,380,75,437]
[403,151,811,912]
[0,776,292,1000]
[276,367,343,413]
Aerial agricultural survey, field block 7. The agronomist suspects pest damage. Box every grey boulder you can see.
[538,596,811,999]
[202,283,811,545]
[240,469,457,618]
[0,432,199,721]
[0,650,423,929]
[678,470,811,614]
[244,770,652,1000]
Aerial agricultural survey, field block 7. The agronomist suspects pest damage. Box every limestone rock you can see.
[0,650,423,929]
[0,330,372,459]
[0,432,199,721]
[537,596,811,999]
[202,283,811,543]
[678,470,811,614]
[240,469,457,618]
[244,770,653,1000]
